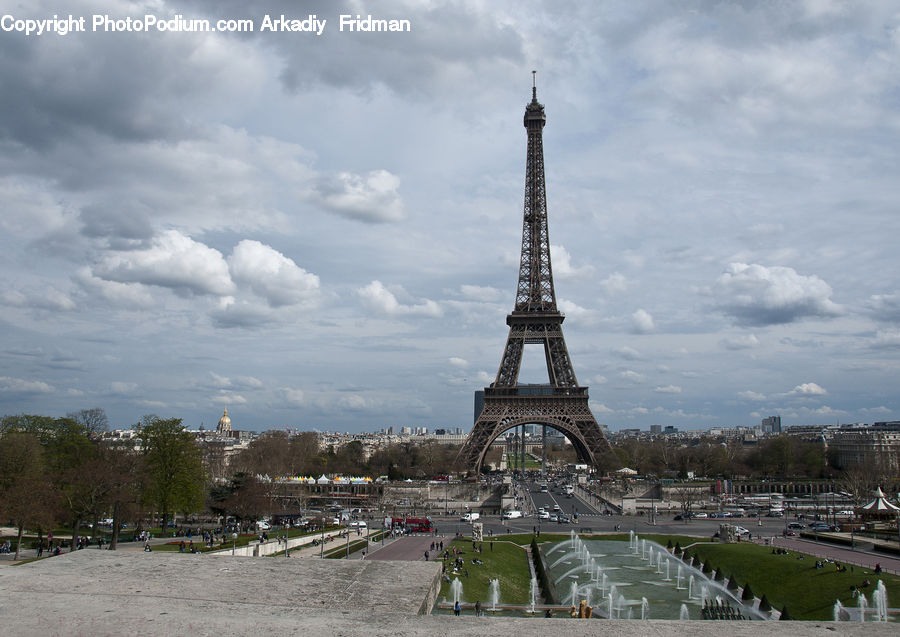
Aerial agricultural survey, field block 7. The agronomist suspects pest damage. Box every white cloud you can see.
[74,267,155,309]
[94,230,234,297]
[314,169,404,223]
[612,346,642,360]
[551,244,593,278]
[738,391,767,401]
[358,281,442,317]
[449,357,468,368]
[0,376,54,393]
[873,331,900,348]
[110,382,137,394]
[720,334,760,350]
[788,382,827,396]
[228,240,320,308]
[1,286,76,312]
[654,385,682,394]
[618,370,645,383]
[631,309,655,333]
[590,402,615,414]
[459,285,503,302]
[599,272,629,295]
[712,263,842,326]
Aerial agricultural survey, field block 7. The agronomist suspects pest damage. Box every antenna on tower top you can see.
[532,70,537,100]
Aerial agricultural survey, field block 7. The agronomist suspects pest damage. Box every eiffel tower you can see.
[456,76,611,474]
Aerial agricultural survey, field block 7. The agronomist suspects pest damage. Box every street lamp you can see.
[231,532,237,556]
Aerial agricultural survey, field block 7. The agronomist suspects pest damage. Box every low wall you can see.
[206,532,327,557]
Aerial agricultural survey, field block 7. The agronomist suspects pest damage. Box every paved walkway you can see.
[365,535,444,561]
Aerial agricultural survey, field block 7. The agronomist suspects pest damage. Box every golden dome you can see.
[217,408,232,433]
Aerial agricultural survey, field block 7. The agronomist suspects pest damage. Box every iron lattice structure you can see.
[456,81,611,474]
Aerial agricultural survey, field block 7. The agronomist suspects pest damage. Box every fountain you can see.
[680,604,690,620]
[873,580,888,622]
[450,578,463,604]
[489,578,500,611]
[528,576,538,614]
[834,600,849,622]
[858,593,868,622]
[544,534,767,621]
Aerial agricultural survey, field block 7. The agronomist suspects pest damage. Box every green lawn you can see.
[438,538,532,605]
[683,541,899,620]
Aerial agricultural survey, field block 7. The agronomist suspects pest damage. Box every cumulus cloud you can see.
[867,294,900,322]
[788,382,827,396]
[110,382,137,394]
[599,272,629,295]
[228,240,320,308]
[449,357,468,368]
[618,370,645,383]
[314,170,404,223]
[93,230,234,297]
[654,385,682,394]
[551,244,593,278]
[1,286,76,312]
[0,376,54,393]
[720,334,760,350]
[612,346,642,360]
[872,331,900,348]
[738,390,767,401]
[358,281,442,317]
[459,285,503,302]
[74,267,155,309]
[631,309,655,333]
[711,263,842,326]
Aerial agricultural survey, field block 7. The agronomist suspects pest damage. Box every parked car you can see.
[787,522,804,530]
[694,512,708,519]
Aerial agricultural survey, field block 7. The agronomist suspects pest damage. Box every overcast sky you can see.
[1,1,898,433]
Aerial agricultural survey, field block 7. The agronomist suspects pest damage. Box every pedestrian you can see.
[475,600,482,616]
[454,600,461,616]
[424,550,429,561]
[490,541,493,551]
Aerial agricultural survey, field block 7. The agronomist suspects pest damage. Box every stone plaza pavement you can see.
[0,549,897,636]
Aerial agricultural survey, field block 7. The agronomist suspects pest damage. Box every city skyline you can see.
[1,1,898,432]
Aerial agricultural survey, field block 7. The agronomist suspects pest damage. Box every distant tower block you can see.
[456,78,611,474]
[217,408,232,435]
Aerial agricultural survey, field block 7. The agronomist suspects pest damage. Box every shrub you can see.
[741,583,754,601]
[779,605,792,620]
[759,594,772,612]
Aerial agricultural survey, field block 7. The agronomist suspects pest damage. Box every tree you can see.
[0,432,58,559]
[139,417,206,533]
[67,408,110,436]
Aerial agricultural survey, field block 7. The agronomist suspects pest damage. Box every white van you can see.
[502,510,523,519]
[461,512,480,523]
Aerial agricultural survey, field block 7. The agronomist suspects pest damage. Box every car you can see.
[348,521,367,529]
[733,526,750,536]
[787,522,804,530]
[558,514,571,524]
[694,512,708,519]
[539,511,550,520]
[552,504,561,511]
[548,514,558,522]
[503,510,523,520]
[809,523,831,532]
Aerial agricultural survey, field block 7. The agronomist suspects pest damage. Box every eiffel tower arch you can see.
[456,76,611,475]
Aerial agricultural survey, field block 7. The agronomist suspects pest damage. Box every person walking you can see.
[474,600,482,617]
